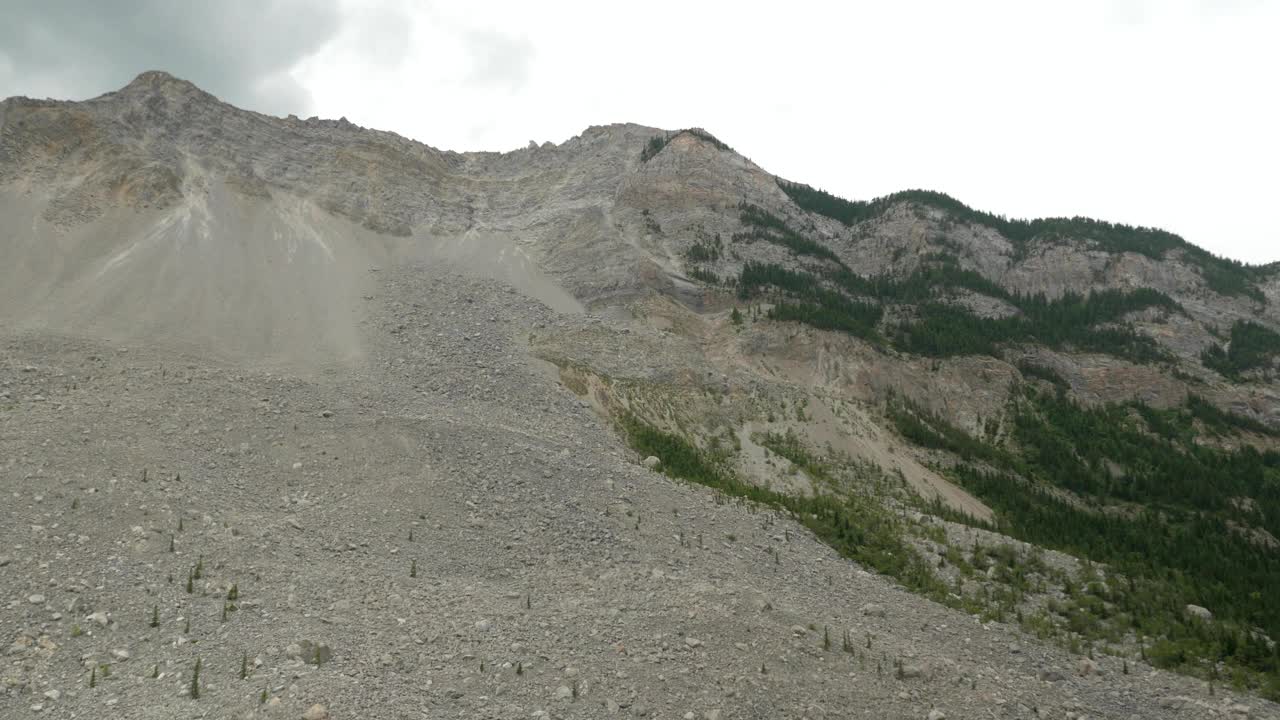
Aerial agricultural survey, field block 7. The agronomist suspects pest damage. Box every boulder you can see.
[1184,604,1213,621]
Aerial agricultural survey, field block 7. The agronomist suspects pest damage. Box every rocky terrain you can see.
[2,72,1278,718]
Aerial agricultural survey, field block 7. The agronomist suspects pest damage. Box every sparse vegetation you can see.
[736,204,841,263]
[618,414,948,600]
[1202,320,1280,379]
[640,128,734,163]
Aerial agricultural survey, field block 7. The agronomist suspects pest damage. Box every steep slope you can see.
[2,71,1279,715]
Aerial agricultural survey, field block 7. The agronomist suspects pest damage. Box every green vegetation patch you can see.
[902,386,1280,696]
[618,414,946,598]
[1203,320,1280,379]
[640,128,735,163]
[736,204,841,263]
[736,251,1177,364]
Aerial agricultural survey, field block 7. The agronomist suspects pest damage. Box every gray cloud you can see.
[0,0,344,116]
[463,29,533,92]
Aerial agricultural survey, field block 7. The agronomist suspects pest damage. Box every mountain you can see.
[1,71,1278,717]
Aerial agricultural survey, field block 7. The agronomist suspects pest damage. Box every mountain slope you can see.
[1,71,1278,715]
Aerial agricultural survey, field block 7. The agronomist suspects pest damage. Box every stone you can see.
[28,594,46,604]
[927,711,947,720]
[87,611,109,626]
[860,603,887,618]
[0,556,11,567]
[1038,669,1066,682]
[476,619,492,632]
[1184,604,1213,621]
[555,685,573,700]
[642,456,661,469]
[684,637,703,648]
[296,640,332,665]
[1076,657,1098,676]
[43,690,60,701]
[111,648,131,661]
[302,704,329,720]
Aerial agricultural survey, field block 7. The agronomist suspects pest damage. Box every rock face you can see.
[0,72,1277,719]
[2,72,1276,413]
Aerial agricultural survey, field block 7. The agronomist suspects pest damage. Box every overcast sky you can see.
[2,0,1277,263]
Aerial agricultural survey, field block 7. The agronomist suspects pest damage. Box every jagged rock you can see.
[642,456,661,469]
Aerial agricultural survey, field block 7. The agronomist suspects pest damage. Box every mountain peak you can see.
[108,70,218,106]
[124,70,194,90]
